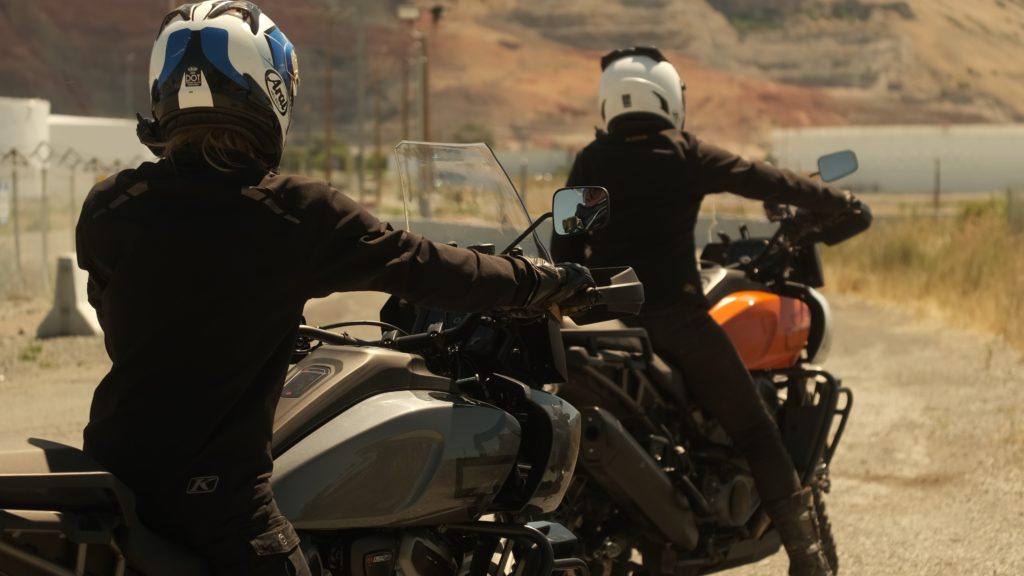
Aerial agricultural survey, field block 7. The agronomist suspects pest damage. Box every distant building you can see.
[772,124,1024,193]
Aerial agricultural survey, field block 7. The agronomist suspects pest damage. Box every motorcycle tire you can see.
[812,485,838,574]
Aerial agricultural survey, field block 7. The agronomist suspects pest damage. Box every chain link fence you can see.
[0,142,145,300]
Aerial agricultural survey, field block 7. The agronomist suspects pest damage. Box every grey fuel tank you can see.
[272,385,522,530]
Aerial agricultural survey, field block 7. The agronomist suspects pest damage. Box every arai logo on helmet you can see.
[265,70,289,115]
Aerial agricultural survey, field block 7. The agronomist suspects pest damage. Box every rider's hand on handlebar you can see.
[847,192,871,217]
[521,261,596,314]
[763,202,791,222]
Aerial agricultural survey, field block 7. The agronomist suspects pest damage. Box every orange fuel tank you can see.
[709,291,811,371]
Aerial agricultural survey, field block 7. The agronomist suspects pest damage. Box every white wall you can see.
[0,98,155,199]
[772,125,1024,193]
[0,96,50,156]
[0,97,51,200]
[49,114,153,168]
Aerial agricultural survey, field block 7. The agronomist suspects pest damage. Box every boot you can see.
[765,487,834,576]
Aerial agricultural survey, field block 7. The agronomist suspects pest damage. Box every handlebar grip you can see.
[559,286,600,310]
[593,282,645,314]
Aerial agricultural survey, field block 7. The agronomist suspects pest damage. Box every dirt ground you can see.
[0,291,1021,574]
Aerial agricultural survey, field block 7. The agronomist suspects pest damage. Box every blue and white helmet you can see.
[148,1,299,166]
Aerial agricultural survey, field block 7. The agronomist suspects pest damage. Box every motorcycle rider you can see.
[76,2,592,574]
[551,47,868,576]
[562,187,610,234]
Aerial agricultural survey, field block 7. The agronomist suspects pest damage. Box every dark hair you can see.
[162,126,270,173]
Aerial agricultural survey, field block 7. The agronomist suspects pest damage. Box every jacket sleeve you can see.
[688,134,851,213]
[75,174,126,323]
[306,189,538,312]
[548,151,588,265]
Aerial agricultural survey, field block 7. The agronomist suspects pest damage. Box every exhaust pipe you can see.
[578,407,699,550]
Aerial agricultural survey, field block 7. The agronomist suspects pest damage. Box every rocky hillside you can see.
[2,0,1023,152]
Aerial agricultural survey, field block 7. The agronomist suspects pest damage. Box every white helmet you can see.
[147,1,299,167]
[599,47,685,131]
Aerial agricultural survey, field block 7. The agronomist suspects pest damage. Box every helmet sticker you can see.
[184,66,202,88]
[157,29,192,88]
[200,27,248,88]
[178,68,214,108]
[264,26,296,94]
[265,70,289,115]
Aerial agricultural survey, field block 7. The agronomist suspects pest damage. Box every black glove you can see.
[763,201,791,222]
[849,195,871,218]
[812,193,873,246]
[523,261,595,313]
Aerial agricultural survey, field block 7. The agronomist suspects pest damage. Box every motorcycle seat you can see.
[0,438,212,576]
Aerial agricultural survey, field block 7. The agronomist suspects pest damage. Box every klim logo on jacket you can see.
[186,475,220,495]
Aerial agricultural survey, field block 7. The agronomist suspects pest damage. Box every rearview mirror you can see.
[552,186,610,236]
[817,150,859,182]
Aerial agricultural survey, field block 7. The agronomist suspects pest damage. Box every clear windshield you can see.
[391,141,550,261]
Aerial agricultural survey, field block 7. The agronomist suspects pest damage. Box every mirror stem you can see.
[500,212,552,255]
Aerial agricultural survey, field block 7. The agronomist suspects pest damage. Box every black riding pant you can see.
[138,490,311,576]
[630,304,801,503]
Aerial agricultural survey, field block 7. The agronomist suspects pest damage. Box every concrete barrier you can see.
[36,253,101,338]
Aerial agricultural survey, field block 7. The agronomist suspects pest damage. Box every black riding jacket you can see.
[551,122,851,310]
[77,157,539,516]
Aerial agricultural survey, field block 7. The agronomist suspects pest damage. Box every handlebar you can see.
[741,203,871,282]
[298,313,480,353]
[297,325,361,346]
[298,268,645,351]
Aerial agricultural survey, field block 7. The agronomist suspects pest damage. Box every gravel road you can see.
[0,291,1021,574]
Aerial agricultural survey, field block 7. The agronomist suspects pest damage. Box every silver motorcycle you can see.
[0,142,642,576]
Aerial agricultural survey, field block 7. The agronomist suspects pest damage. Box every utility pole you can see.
[125,52,136,115]
[373,89,383,204]
[933,157,941,218]
[355,0,367,202]
[512,124,530,202]
[421,5,445,142]
[401,47,411,140]
[396,5,420,141]
[324,14,334,182]
[421,34,430,142]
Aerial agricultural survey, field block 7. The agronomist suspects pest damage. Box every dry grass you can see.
[824,198,1024,348]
